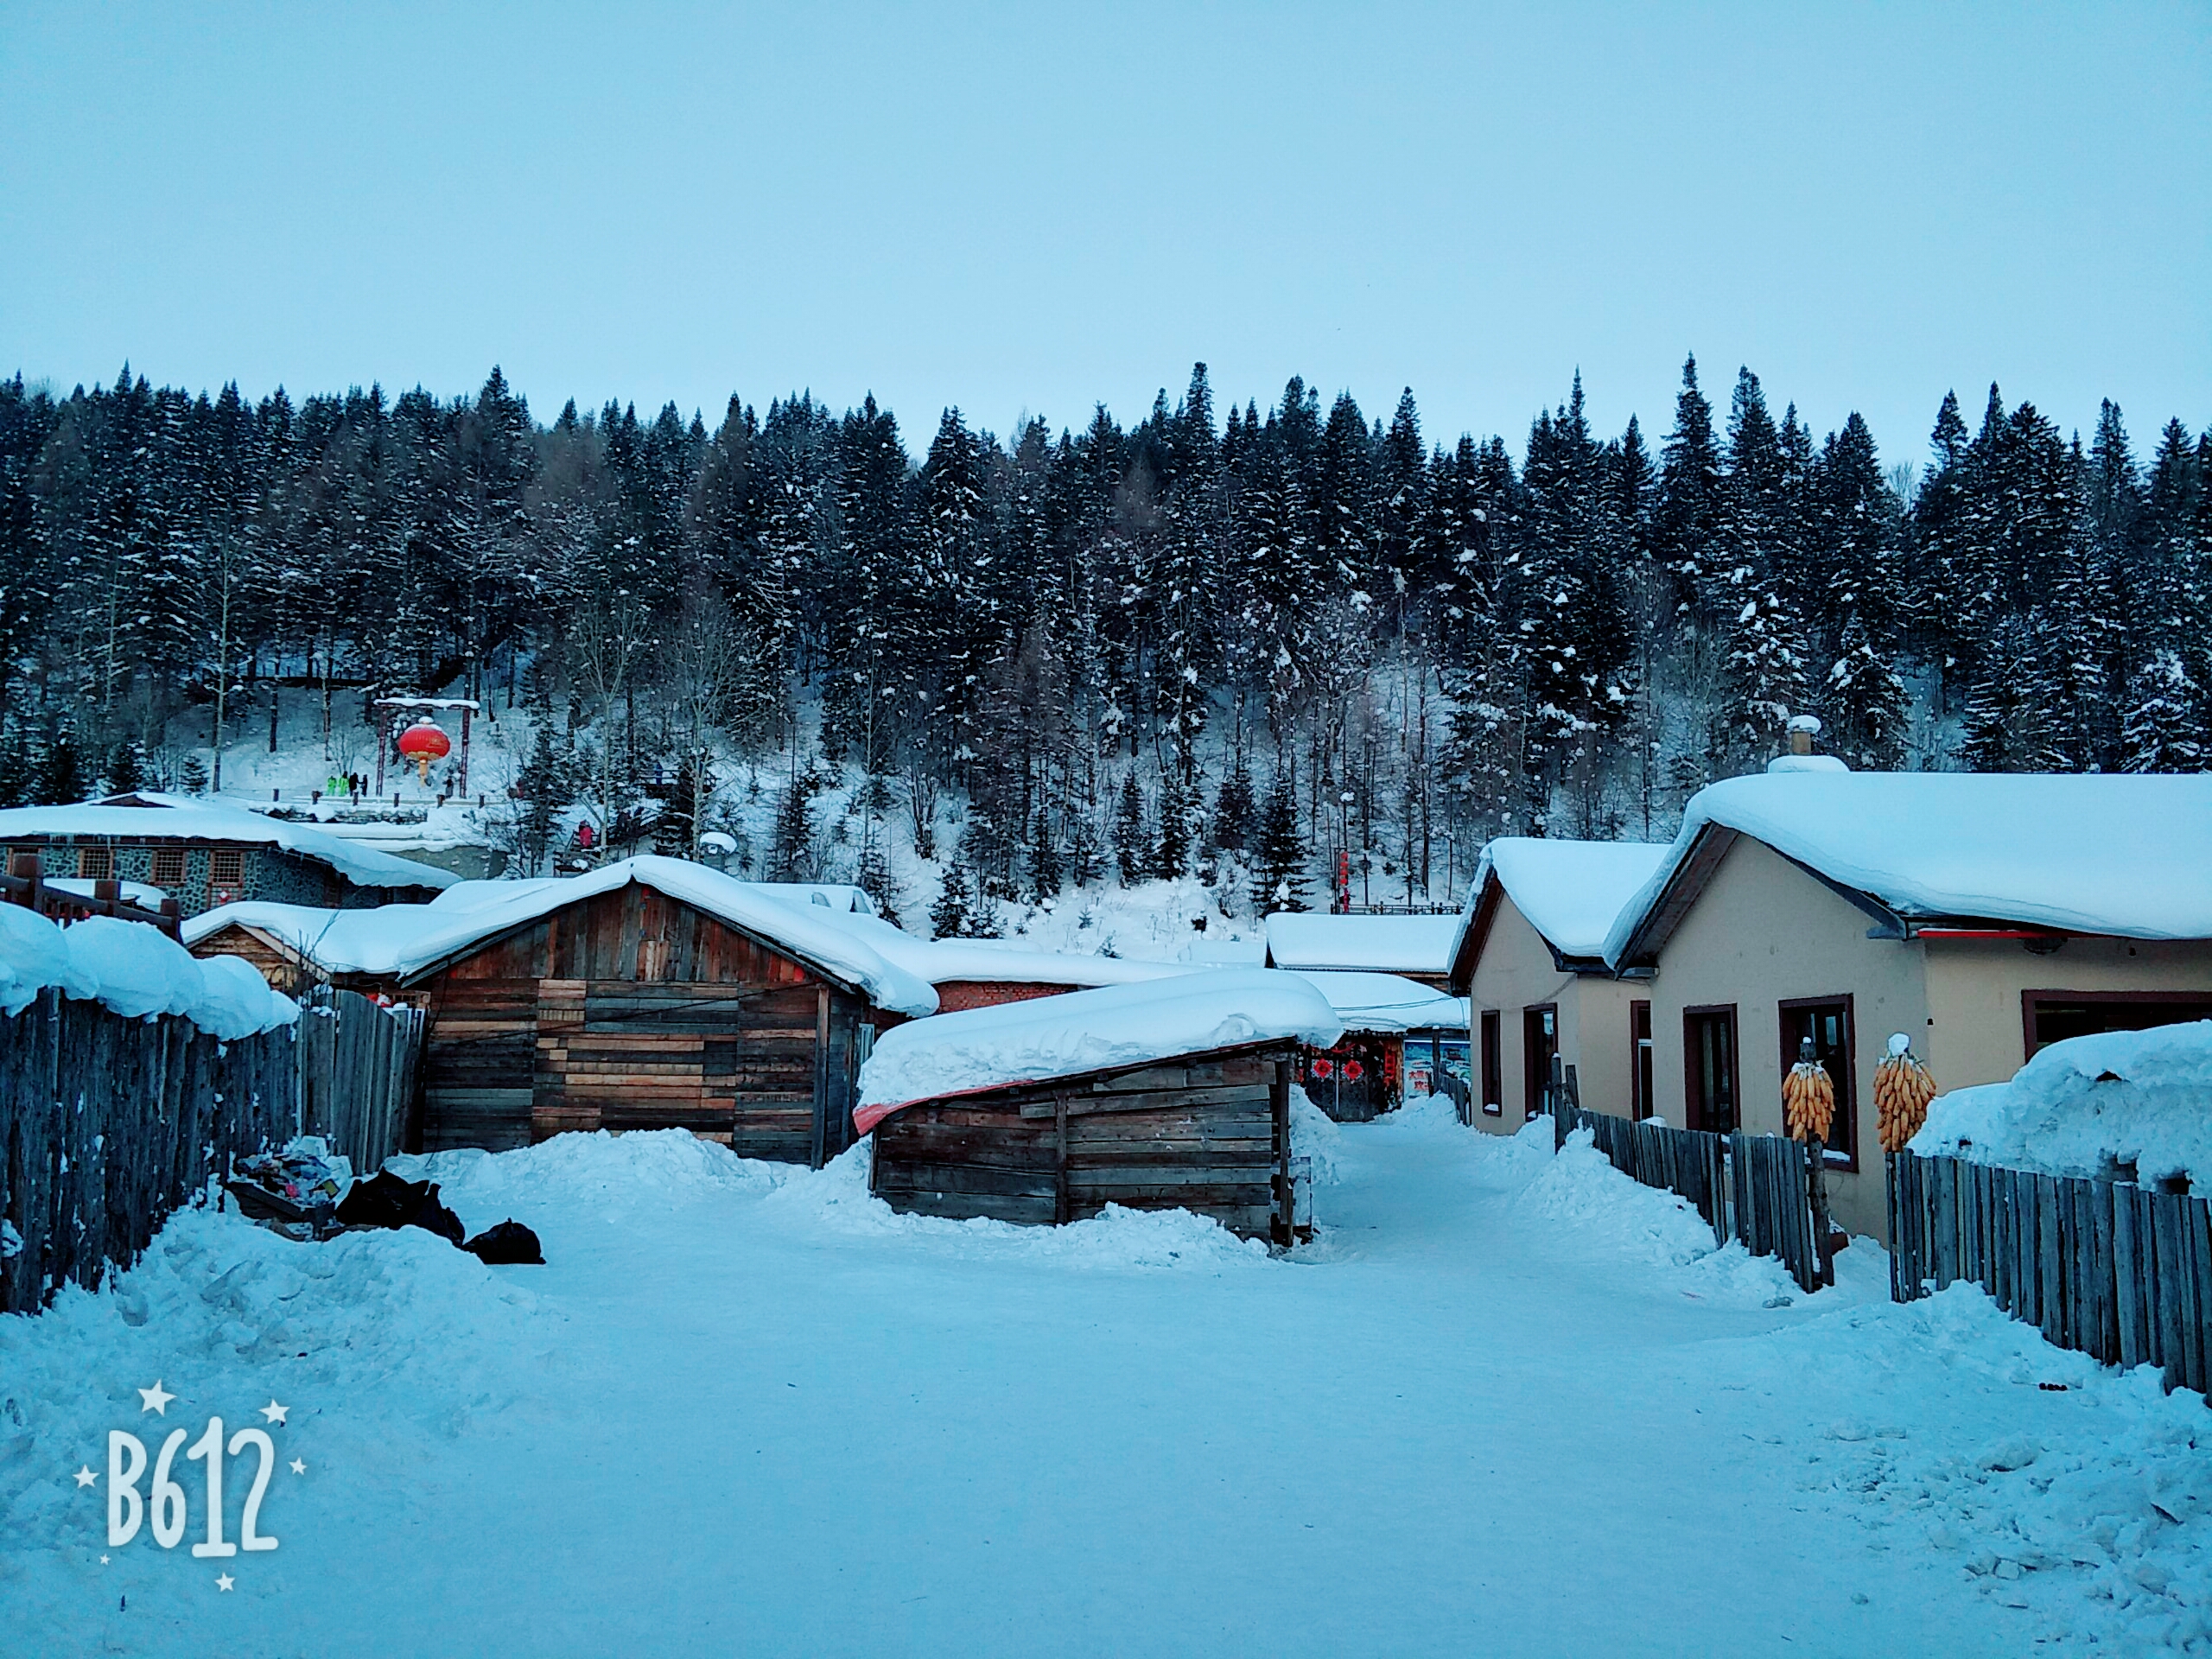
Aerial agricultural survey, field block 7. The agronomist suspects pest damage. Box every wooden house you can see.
[1290,971,1471,1122]
[1445,837,1671,1130]
[184,901,427,999]
[391,858,938,1165]
[858,969,1343,1241]
[0,793,454,918]
[1602,770,2212,1243]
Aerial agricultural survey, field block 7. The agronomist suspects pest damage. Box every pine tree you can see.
[2121,652,2202,772]
[1027,810,1064,903]
[1111,772,1148,884]
[36,730,86,804]
[929,860,974,940]
[1821,616,1910,769]
[768,772,815,880]
[1655,354,1723,619]
[1249,771,1309,912]
[105,741,145,796]
[1211,756,1255,853]
[855,835,901,928]
[1065,800,1105,888]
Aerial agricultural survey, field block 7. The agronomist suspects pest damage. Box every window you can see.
[1522,1004,1558,1122]
[209,849,245,889]
[1683,1005,1738,1135]
[76,846,112,880]
[149,847,186,887]
[1630,1001,1654,1121]
[2023,992,2212,1057]
[1779,995,1857,1169]
[1479,1011,1502,1116]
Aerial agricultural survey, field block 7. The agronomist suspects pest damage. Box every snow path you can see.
[9,1116,2206,1656]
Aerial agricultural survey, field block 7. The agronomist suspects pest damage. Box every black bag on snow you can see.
[462,1219,544,1265]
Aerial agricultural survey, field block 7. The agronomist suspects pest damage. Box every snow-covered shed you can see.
[0,793,455,919]
[1288,971,1471,1122]
[1446,837,1672,1134]
[860,969,1344,1240]
[1603,772,2212,1243]
[1261,912,1459,990]
[183,900,429,998]
[390,857,938,1165]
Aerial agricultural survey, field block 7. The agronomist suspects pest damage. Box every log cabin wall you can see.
[414,883,873,1165]
[869,1042,1295,1240]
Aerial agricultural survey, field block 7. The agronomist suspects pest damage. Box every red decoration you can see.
[1309,1057,1334,1081]
[1341,1058,1365,1083]
[396,718,452,782]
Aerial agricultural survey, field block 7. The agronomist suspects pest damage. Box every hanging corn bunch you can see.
[1873,1033,1936,1153]
[1783,1039,1835,1141]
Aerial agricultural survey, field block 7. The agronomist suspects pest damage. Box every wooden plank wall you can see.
[416,883,864,1164]
[296,987,423,1174]
[0,988,298,1313]
[1890,1149,2211,1402]
[870,1047,1292,1239]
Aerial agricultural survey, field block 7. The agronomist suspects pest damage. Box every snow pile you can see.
[1751,1283,2212,1648]
[389,856,938,1014]
[0,1202,550,1579]
[1382,1090,1465,1129]
[1463,836,1673,962]
[760,1143,1272,1270]
[0,794,459,892]
[1607,772,2212,963]
[788,901,1197,990]
[393,1128,791,1224]
[0,910,296,1036]
[1290,1087,1346,1185]
[1262,912,1459,975]
[855,967,1344,1128]
[1510,1125,1802,1303]
[1912,1020,2212,1185]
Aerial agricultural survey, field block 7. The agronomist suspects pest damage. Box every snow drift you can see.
[0,908,296,1036]
[1912,1019,2212,1185]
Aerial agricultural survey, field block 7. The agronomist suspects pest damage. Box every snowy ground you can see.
[5,1109,2209,1656]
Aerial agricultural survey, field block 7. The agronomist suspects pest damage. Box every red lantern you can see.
[397,717,451,782]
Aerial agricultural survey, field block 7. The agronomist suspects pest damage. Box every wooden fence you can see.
[1889,1149,2212,1399]
[0,988,298,1313]
[1559,1105,1832,1294]
[297,988,423,1175]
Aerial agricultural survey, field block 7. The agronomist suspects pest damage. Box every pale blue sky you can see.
[3,3,2207,462]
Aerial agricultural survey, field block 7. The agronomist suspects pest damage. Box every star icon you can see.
[289,1459,306,1476]
[216,1573,234,1592]
[99,1555,110,1566]
[74,1465,98,1489]
[137,1381,174,1416]
[258,1400,289,1427]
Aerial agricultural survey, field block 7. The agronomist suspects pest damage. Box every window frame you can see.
[1777,994,1858,1172]
[1479,1010,1503,1116]
[149,847,187,887]
[208,847,245,891]
[76,845,113,880]
[1681,1003,1738,1135]
[1522,1003,1558,1122]
[1630,1000,1654,1122]
[2021,990,2212,1060]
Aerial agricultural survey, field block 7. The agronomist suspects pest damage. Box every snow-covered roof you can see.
[855,968,1344,1131]
[0,907,297,1036]
[749,882,879,917]
[0,794,458,892]
[184,901,430,979]
[1451,837,1674,976]
[1605,772,2212,966]
[389,856,939,1014]
[1293,971,1468,1034]
[1262,912,1458,976]
[776,900,1194,990]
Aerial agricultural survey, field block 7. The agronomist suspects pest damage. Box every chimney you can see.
[1786,714,1821,757]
